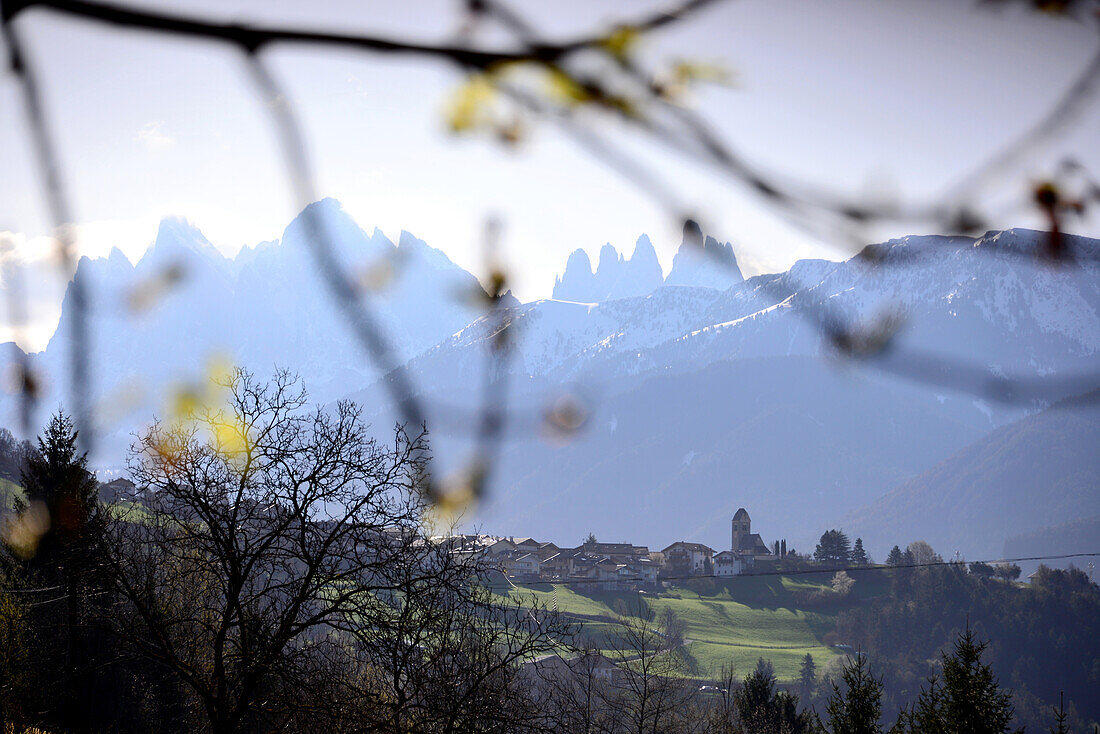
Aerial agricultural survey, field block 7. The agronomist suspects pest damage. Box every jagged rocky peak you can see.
[664,219,743,290]
[553,224,743,302]
[553,235,664,303]
[369,227,394,249]
[124,217,239,297]
[496,289,521,309]
[608,235,664,300]
[597,242,623,270]
[398,229,426,250]
[74,245,135,289]
[630,234,661,270]
[137,216,224,272]
[553,249,597,302]
[279,197,391,268]
[78,245,136,291]
[591,243,624,300]
[106,246,132,269]
[395,229,466,274]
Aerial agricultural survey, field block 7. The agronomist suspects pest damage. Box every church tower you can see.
[731,508,750,551]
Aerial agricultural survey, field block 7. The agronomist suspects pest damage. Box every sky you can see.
[2,0,1099,351]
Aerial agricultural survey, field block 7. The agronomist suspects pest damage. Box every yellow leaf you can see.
[600,25,640,61]
[546,68,591,107]
[169,388,202,422]
[445,74,496,133]
[205,354,236,389]
[2,500,50,559]
[672,60,736,87]
[210,409,249,458]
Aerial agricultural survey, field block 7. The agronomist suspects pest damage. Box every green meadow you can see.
[508,573,891,681]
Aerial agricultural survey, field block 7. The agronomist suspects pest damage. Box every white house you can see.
[661,541,715,575]
[714,550,742,577]
[506,552,541,578]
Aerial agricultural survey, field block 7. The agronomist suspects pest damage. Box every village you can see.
[442,508,792,588]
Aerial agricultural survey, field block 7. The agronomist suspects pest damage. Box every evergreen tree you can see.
[886,545,904,566]
[1050,691,1069,734]
[898,625,1019,734]
[734,658,813,734]
[852,537,869,566]
[814,529,852,566]
[969,561,996,579]
[821,652,883,734]
[799,653,817,695]
[20,410,104,574]
[17,410,111,732]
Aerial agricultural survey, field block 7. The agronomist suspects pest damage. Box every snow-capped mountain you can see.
[5,207,1098,556]
[12,199,493,459]
[371,228,1099,552]
[411,229,1099,397]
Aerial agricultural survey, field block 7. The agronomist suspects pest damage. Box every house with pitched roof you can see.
[661,541,715,576]
[714,550,743,577]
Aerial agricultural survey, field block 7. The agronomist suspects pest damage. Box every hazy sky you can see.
[2,0,1098,350]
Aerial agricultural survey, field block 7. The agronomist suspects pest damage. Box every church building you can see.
[729,508,778,570]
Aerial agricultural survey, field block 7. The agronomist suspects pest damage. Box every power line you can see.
[0,584,64,594]
[5,551,1094,608]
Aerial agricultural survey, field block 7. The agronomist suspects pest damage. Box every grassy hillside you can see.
[0,477,25,511]
[647,592,836,677]
[509,573,891,681]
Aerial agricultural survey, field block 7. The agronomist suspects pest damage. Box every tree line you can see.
[832,559,1100,731]
[1,370,572,732]
[808,528,1025,584]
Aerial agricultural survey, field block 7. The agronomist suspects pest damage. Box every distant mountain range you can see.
[1004,513,1100,576]
[20,199,491,458]
[552,222,743,303]
[4,201,1098,556]
[844,394,1100,560]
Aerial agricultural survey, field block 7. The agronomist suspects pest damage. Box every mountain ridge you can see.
[843,393,1100,560]
[4,206,1098,557]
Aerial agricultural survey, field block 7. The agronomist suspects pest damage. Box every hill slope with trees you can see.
[844,395,1100,559]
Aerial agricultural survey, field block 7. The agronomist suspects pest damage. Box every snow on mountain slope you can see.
[4,208,1097,556]
[430,285,729,385]
[6,199,492,461]
[367,228,1099,550]
[414,228,1099,402]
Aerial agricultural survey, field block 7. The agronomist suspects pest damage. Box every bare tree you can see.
[906,541,941,566]
[104,367,573,732]
[695,664,744,734]
[600,606,698,734]
[339,546,572,733]
[105,368,434,733]
[537,648,623,734]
